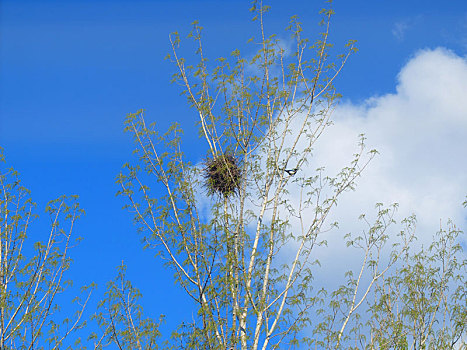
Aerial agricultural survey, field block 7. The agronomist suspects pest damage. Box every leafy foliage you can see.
[0,148,92,350]
[116,1,466,349]
[89,263,165,350]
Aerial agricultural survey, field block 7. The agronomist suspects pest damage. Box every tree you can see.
[116,1,466,349]
[366,220,466,349]
[0,149,93,349]
[89,263,164,350]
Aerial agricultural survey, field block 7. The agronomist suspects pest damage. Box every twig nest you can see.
[204,153,241,197]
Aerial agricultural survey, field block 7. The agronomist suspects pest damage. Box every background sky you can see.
[1,0,467,344]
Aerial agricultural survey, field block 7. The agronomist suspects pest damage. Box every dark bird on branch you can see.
[280,167,298,176]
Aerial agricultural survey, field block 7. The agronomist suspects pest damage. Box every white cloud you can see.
[392,17,421,41]
[310,48,467,265]
[196,47,467,279]
[392,20,410,41]
[191,47,466,346]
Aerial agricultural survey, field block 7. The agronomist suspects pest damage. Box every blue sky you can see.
[1,0,467,344]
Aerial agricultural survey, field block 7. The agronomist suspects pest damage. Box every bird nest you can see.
[204,153,241,198]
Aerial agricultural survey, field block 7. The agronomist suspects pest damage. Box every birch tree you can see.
[0,150,92,350]
[312,209,466,349]
[117,1,364,348]
[89,263,164,350]
[117,1,466,349]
